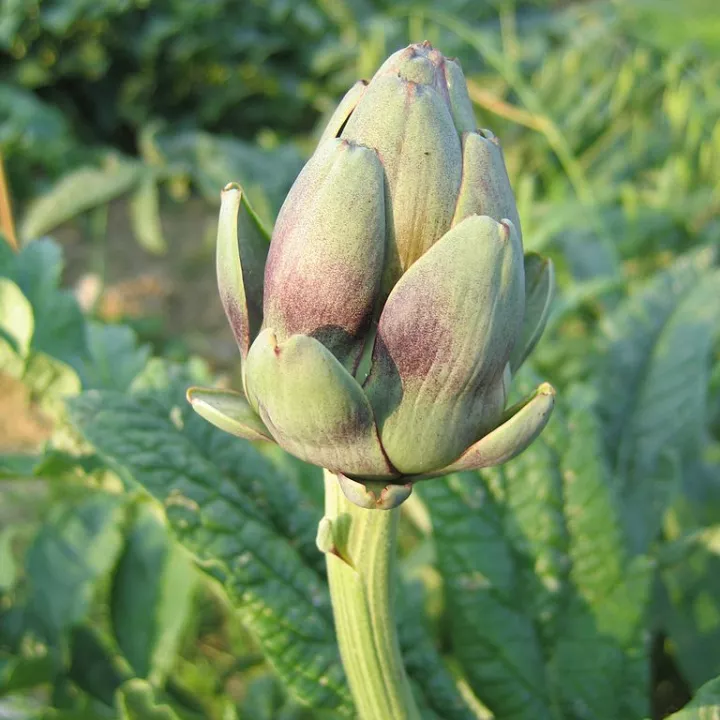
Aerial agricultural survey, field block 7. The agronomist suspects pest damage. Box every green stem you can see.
[321,470,421,720]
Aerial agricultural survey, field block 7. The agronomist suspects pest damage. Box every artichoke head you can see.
[188,42,556,509]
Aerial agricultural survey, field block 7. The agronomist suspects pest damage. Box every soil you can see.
[59,195,239,366]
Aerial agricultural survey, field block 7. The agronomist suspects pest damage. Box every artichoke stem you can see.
[322,470,421,720]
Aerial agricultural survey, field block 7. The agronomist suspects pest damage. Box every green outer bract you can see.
[418,383,556,477]
[244,329,394,478]
[188,42,557,507]
[510,253,556,373]
[216,183,269,360]
[317,81,367,146]
[364,215,524,474]
[186,387,272,443]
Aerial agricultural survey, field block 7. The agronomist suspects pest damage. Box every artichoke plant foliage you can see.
[188,42,556,508]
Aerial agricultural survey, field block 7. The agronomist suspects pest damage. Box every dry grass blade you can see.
[466,80,546,133]
[0,152,19,251]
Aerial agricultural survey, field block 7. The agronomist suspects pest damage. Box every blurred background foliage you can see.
[1,0,720,718]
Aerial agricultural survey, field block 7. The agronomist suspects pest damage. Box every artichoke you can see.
[188,42,556,508]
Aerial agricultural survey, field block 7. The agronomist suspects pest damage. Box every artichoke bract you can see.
[188,42,556,509]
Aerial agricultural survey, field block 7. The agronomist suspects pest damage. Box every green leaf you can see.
[2,239,88,371]
[0,603,26,654]
[659,466,720,689]
[116,679,180,720]
[660,542,720,691]
[547,397,652,720]
[69,625,133,707]
[79,322,150,392]
[32,448,105,478]
[598,248,720,552]
[240,674,286,720]
[0,278,33,357]
[598,247,715,460]
[661,676,720,719]
[130,175,168,256]
[20,157,143,241]
[131,360,324,573]
[0,453,39,479]
[0,650,56,697]
[0,527,18,592]
[69,380,353,715]
[25,493,126,641]
[620,0,720,55]
[418,473,553,720]
[480,397,570,649]
[397,589,478,720]
[111,500,197,684]
[419,387,654,720]
[23,351,82,425]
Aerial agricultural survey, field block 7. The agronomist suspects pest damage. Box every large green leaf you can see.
[79,322,150,392]
[597,248,720,551]
[111,500,197,684]
[239,673,318,720]
[546,397,652,720]
[69,374,353,715]
[418,388,654,720]
[659,532,720,691]
[69,625,133,707]
[659,459,720,689]
[418,473,553,720]
[0,528,17,593]
[661,676,720,720]
[0,278,33,357]
[397,588,478,720]
[25,493,126,642]
[22,351,82,426]
[130,360,324,573]
[1,238,88,372]
[116,679,181,720]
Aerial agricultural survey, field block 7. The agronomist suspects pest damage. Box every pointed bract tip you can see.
[499,218,514,240]
[538,382,556,397]
[222,181,241,194]
[478,128,499,143]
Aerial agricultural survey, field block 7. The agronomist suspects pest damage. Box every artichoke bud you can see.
[190,43,557,509]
